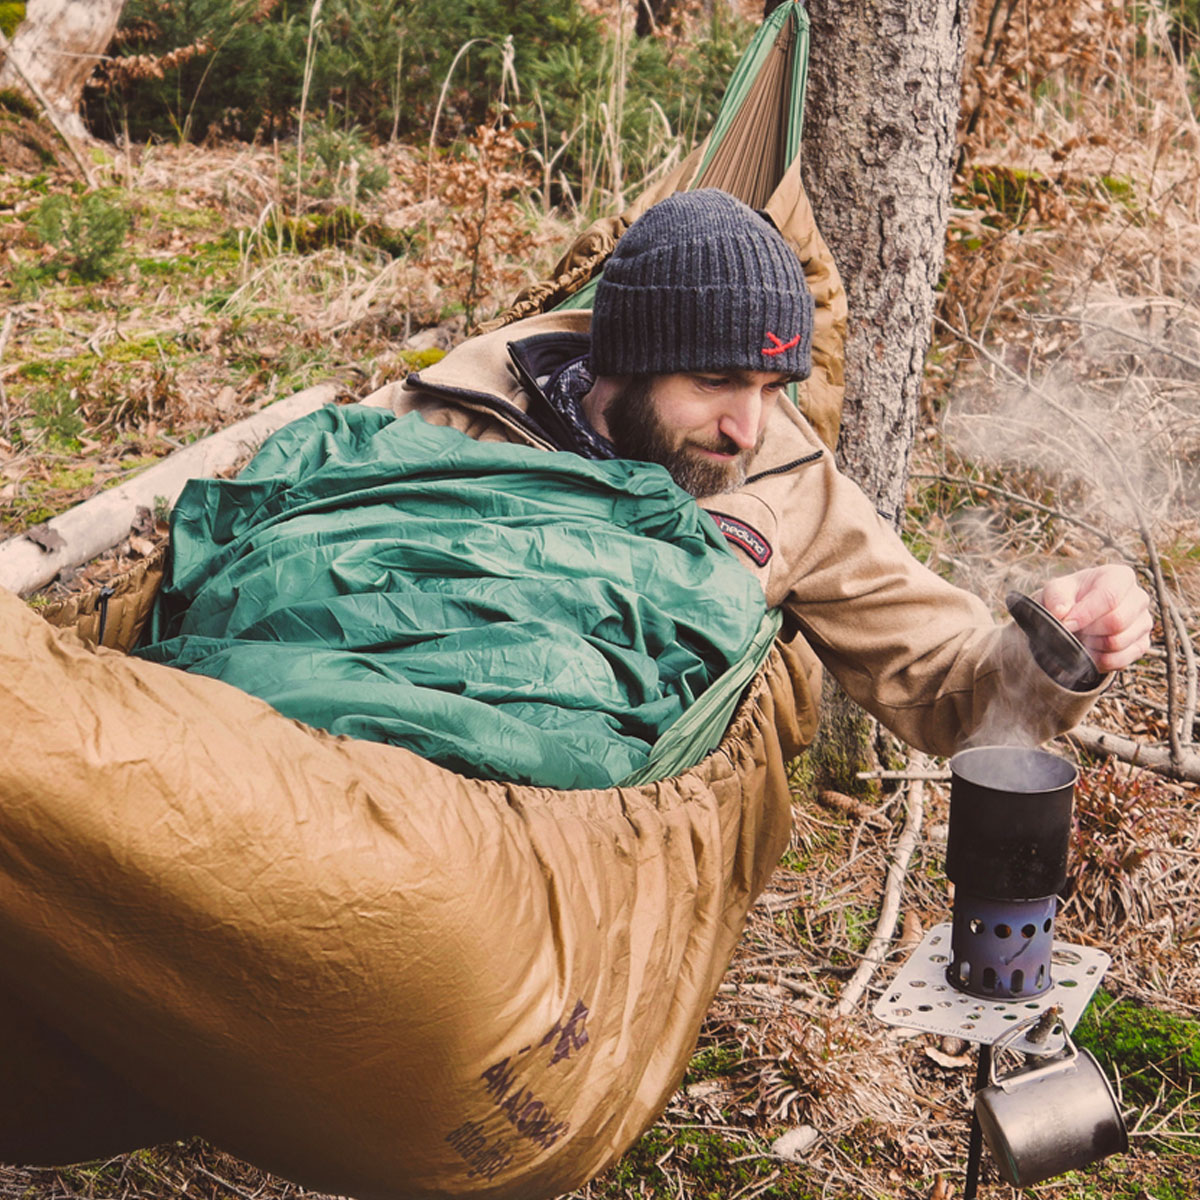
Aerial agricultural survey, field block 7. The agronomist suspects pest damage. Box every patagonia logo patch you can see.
[709,512,772,566]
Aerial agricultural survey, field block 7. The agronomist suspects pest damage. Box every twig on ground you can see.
[836,757,928,1016]
[856,768,951,782]
[730,1168,783,1200]
[191,1163,259,1200]
[1165,590,1198,746]
[773,975,824,1001]
[1067,723,1200,782]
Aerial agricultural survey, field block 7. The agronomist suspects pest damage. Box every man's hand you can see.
[1036,565,1153,674]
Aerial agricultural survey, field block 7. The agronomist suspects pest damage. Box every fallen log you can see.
[1068,723,1200,784]
[0,383,341,597]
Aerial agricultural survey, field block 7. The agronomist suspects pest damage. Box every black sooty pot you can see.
[945,745,1077,1000]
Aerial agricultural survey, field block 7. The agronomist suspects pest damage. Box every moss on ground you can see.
[1075,991,1200,1103]
[589,1126,806,1199]
[1062,1158,1199,1199]
[1073,990,1200,1162]
[684,1043,742,1085]
[5,464,97,529]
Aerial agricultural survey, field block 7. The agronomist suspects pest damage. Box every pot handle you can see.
[987,1013,1080,1092]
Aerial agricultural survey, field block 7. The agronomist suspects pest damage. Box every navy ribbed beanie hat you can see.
[590,189,813,379]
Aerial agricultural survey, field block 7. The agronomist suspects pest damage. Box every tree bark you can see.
[635,0,680,37]
[765,0,971,786]
[790,0,970,522]
[0,0,127,139]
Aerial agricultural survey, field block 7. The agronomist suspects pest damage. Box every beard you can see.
[605,377,758,498]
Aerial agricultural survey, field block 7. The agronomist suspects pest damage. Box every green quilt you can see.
[136,406,772,790]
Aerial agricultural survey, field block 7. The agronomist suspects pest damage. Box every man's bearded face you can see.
[605,372,782,497]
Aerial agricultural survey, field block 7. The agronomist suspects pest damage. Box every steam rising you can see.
[929,294,1200,751]
[951,744,1077,794]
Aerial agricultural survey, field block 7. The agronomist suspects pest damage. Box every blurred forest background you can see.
[1,1,1199,1198]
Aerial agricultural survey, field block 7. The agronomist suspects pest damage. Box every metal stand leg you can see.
[963,1044,991,1200]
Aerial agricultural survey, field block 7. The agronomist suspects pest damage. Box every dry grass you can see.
[0,134,572,542]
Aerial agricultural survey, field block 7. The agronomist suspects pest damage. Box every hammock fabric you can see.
[134,407,772,790]
[2,4,844,1197]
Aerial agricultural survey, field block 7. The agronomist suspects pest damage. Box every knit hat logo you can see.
[762,331,802,357]
[590,189,814,380]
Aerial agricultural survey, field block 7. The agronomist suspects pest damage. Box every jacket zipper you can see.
[745,450,823,484]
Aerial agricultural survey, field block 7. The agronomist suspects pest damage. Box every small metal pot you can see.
[946,745,1077,899]
[974,1024,1128,1187]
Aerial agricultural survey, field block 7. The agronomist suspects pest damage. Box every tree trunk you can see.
[785,0,970,523]
[0,0,127,139]
[765,0,970,787]
[635,0,680,37]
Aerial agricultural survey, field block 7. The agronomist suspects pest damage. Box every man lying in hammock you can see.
[0,188,1156,1200]
[138,188,1151,784]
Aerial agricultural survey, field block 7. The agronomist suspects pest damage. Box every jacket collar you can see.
[406,314,595,452]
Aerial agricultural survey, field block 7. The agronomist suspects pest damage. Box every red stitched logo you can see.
[708,511,772,566]
[762,331,801,357]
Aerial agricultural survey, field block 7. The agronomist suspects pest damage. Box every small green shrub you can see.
[281,121,389,207]
[0,85,37,118]
[86,0,306,143]
[684,1043,741,1085]
[0,1,25,39]
[27,384,84,448]
[31,190,131,281]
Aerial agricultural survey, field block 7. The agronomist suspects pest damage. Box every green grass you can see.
[1075,991,1200,1099]
[588,1126,806,1200]
[1062,1159,1198,1199]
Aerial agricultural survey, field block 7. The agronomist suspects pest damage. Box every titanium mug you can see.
[974,1024,1128,1187]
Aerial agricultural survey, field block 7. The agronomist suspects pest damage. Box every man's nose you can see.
[717,390,763,451]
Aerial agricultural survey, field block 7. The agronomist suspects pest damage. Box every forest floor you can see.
[1,47,1199,1200]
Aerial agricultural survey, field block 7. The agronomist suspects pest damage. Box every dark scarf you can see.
[541,354,615,461]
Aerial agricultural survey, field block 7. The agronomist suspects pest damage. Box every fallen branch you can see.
[836,757,927,1016]
[0,383,341,596]
[1165,591,1198,746]
[856,768,950,782]
[0,30,95,186]
[910,472,1123,554]
[1067,724,1200,783]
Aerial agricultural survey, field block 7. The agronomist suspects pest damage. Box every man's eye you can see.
[695,376,727,389]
